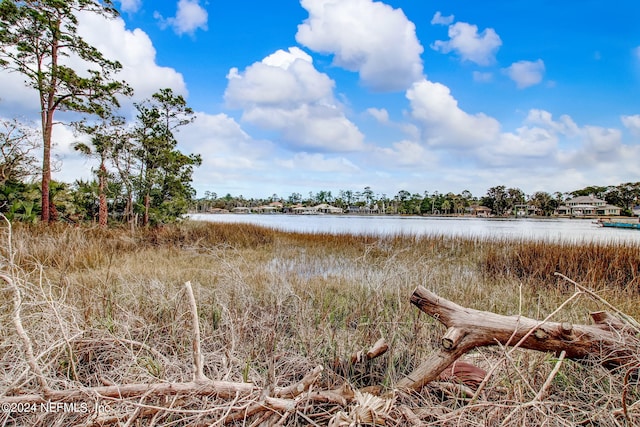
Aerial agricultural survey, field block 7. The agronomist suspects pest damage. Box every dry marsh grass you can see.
[482,239,640,291]
[1,220,639,425]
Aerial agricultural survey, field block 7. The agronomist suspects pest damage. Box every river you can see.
[188,214,640,244]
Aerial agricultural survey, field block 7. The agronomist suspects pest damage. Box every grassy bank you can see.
[1,220,639,425]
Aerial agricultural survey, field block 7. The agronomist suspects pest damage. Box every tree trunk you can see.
[40,21,60,224]
[398,286,640,391]
[126,194,135,232]
[40,110,53,223]
[143,192,150,226]
[98,162,108,228]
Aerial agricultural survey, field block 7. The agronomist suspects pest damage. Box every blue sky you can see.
[2,0,640,200]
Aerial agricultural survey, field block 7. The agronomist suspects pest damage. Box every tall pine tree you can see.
[0,0,131,222]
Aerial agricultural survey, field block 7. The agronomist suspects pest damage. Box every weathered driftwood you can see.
[185,281,209,382]
[0,380,257,404]
[349,337,389,364]
[398,286,640,391]
[0,366,326,405]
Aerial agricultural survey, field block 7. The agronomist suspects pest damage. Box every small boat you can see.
[597,218,640,230]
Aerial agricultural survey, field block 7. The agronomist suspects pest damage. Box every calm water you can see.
[189,213,640,244]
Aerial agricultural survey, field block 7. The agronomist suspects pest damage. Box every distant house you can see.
[209,208,229,214]
[596,205,622,216]
[254,205,278,214]
[283,204,302,213]
[314,203,343,214]
[291,205,317,214]
[346,205,379,214]
[468,205,492,217]
[514,204,541,216]
[555,195,621,216]
[232,206,251,214]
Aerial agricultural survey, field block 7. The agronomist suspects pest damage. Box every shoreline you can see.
[190,211,633,221]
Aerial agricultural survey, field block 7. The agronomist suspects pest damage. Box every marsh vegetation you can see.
[1,220,639,425]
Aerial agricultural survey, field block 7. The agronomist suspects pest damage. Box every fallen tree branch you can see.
[398,286,640,391]
[1,215,50,393]
[349,337,389,364]
[1,272,50,393]
[0,379,258,404]
[274,365,323,399]
[0,363,329,405]
[185,281,210,382]
[533,350,566,402]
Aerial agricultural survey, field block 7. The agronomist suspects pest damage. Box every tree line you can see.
[0,0,200,227]
[193,183,640,217]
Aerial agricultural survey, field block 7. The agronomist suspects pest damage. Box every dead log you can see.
[349,337,389,364]
[0,364,326,405]
[0,380,258,404]
[398,286,640,391]
[333,338,390,379]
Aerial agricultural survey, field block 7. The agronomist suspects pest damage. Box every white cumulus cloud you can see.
[296,0,424,92]
[118,0,141,13]
[622,114,640,137]
[525,109,579,136]
[226,47,333,108]
[583,126,622,153]
[180,112,272,170]
[276,152,359,172]
[432,21,502,66]
[480,126,558,166]
[176,112,276,192]
[366,108,389,123]
[407,78,501,148]
[77,11,187,104]
[225,47,364,152]
[404,79,630,173]
[431,11,454,26]
[374,140,435,167]
[521,109,626,166]
[504,59,545,88]
[155,0,208,36]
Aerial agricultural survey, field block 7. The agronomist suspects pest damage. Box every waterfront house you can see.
[232,206,251,214]
[346,205,379,214]
[209,208,230,214]
[254,205,278,214]
[514,204,541,216]
[292,205,317,214]
[595,205,622,216]
[314,203,343,214]
[555,195,621,216]
[468,205,492,217]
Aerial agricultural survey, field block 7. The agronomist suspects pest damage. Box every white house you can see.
[314,204,343,214]
[555,195,621,216]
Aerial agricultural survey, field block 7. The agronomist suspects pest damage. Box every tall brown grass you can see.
[1,220,639,425]
[482,238,640,291]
